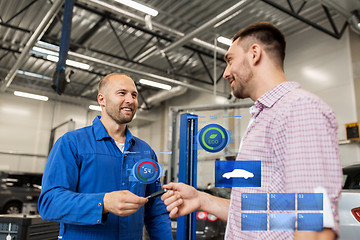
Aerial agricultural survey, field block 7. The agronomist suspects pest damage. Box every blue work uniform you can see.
[38,116,172,239]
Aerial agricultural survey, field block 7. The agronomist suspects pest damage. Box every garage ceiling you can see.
[0,0,359,108]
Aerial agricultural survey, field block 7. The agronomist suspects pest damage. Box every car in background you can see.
[0,171,42,214]
[171,187,230,240]
[339,164,360,240]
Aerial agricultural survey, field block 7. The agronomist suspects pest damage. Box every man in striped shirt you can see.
[161,22,342,240]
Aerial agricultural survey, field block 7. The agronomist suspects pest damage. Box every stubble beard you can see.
[232,60,253,99]
[106,105,136,125]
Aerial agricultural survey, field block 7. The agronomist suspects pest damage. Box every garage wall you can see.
[285,27,360,167]
[0,92,94,173]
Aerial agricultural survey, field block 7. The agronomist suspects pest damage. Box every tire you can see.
[4,202,22,214]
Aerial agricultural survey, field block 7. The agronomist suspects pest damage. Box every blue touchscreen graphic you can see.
[269,213,295,231]
[269,193,295,211]
[297,213,323,231]
[215,160,261,187]
[241,213,267,231]
[297,193,323,210]
[241,193,267,210]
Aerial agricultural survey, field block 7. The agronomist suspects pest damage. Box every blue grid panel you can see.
[297,213,323,231]
[297,193,323,210]
[269,213,295,231]
[269,193,295,211]
[241,193,267,210]
[241,213,267,231]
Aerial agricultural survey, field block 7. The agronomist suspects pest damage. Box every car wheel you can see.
[4,202,22,214]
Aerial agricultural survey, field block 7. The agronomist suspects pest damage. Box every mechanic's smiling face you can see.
[101,75,138,125]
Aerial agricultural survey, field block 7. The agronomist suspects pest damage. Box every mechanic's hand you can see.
[103,190,148,217]
[161,182,201,218]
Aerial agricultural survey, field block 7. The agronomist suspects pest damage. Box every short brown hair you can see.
[232,22,286,69]
[98,73,132,93]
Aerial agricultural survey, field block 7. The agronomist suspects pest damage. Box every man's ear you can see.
[249,43,262,66]
[98,93,105,107]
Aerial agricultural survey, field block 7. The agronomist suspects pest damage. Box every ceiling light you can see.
[89,105,102,111]
[114,0,158,16]
[217,36,232,46]
[16,70,52,81]
[139,79,172,90]
[32,46,58,56]
[46,55,90,70]
[14,91,48,101]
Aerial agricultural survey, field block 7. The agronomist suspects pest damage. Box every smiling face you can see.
[98,74,138,125]
[223,38,254,99]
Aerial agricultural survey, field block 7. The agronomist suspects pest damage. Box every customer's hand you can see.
[161,182,201,218]
[103,190,148,217]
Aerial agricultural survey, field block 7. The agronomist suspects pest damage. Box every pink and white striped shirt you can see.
[225,81,343,240]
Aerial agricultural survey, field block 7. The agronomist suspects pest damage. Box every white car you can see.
[222,169,254,179]
[339,164,360,240]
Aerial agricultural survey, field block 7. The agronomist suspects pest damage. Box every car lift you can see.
[177,113,198,240]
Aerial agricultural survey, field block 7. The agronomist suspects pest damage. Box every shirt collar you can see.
[93,116,135,145]
[250,81,300,118]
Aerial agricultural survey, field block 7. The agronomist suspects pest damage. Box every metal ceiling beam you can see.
[42,35,215,85]
[70,16,107,52]
[73,2,226,63]
[5,0,39,24]
[137,0,250,62]
[65,50,229,97]
[261,0,348,39]
[77,0,227,55]
[0,0,65,92]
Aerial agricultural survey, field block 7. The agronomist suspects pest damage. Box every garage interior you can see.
[0,0,360,239]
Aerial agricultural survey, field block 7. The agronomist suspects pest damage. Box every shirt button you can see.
[98,203,102,207]
[97,220,100,223]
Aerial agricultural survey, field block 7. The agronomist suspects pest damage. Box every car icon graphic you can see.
[222,169,254,179]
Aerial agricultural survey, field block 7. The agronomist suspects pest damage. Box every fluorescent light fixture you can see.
[46,55,90,70]
[32,46,58,56]
[14,91,48,101]
[114,0,158,16]
[37,41,59,51]
[139,79,172,90]
[16,70,52,81]
[89,105,102,111]
[217,36,232,46]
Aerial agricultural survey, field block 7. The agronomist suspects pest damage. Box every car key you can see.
[146,189,168,199]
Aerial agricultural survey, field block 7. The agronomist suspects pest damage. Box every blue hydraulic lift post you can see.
[177,113,198,240]
[54,0,74,94]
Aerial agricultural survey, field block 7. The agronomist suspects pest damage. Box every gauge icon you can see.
[197,124,230,153]
[132,159,161,184]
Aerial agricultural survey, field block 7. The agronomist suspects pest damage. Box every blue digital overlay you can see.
[215,160,261,187]
[269,193,295,211]
[197,124,230,153]
[241,213,267,231]
[297,213,323,231]
[131,159,162,184]
[241,193,267,210]
[297,193,323,210]
[269,213,295,231]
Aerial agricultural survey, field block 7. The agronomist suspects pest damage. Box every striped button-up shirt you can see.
[225,81,342,240]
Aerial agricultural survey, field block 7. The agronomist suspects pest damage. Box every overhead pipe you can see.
[318,0,360,35]
[65,50,229,97]
[0,0,65,92]
[80,0,227,55]
[140,85,188,109]
[137,0,251,62]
